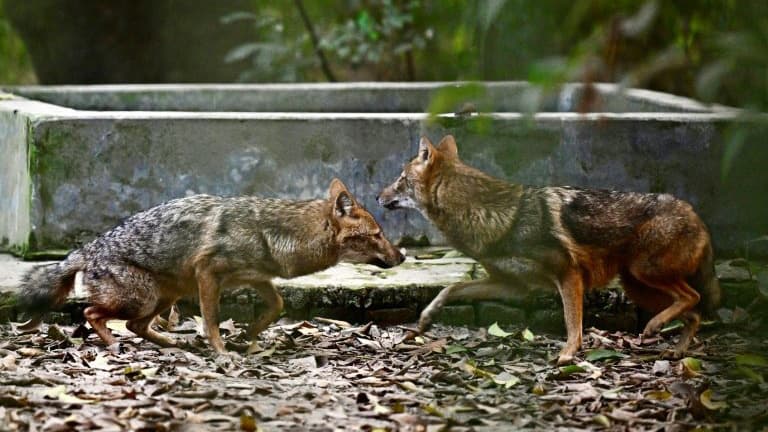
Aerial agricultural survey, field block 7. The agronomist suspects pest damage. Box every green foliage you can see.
[0,0,35,84]
[221,8,316,82]
[319,0,424,75]
[221,1,766,112]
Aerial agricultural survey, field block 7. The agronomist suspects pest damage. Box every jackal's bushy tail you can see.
[17,251,86,316]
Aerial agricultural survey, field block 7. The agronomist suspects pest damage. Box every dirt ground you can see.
[0,317,766,431]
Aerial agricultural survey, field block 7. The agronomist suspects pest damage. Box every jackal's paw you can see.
[556,352,576,366]
[246,341,264,356]
[642,320,664,338]
[417,313,434,334]
[660,348,685,360]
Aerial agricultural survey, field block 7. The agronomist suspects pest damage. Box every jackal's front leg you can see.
[556,268,585,365]
[419,278,521,333]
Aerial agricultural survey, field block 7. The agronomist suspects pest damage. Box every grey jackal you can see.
[19,179,404,354]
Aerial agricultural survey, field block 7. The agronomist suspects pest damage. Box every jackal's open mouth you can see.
[382,200,401,210]
[368,257,394,268]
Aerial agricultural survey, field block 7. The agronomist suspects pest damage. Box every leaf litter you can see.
[0,318,765,430]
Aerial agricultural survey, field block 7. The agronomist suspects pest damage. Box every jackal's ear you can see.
[333,190,355,217]
[328,178,349,199]
[437,135,458,159]
[329,178,356,216]
[418,136,436,165]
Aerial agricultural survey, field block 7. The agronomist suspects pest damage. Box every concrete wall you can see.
[0,96,75,254]
[0,105,30,254]
[7,82,719,113]
[1,83,764,256]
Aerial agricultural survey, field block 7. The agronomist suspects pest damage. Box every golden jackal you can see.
[19,179,404,355]
[378,135,720,365]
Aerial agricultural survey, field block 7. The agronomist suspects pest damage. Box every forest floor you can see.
[0,318,766,431]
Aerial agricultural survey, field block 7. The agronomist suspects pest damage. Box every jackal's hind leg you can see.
[83,263,175,347]
[667,310,701,358]
[126,298,179,348]
[244,281,283,354]
[640,280,700,338]
[419,278,520,333]
[196,267,225,354]
[83,305,118,346]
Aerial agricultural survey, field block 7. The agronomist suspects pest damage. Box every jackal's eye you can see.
[398,172,412,188]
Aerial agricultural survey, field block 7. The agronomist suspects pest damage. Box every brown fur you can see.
[19,179,404,355]
[378,135,720,364]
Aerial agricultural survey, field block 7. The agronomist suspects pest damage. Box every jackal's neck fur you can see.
[259,199,341,278]
[425,162,524,256]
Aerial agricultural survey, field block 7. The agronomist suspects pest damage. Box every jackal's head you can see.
[377,135,458,212]
[329,179,405,269]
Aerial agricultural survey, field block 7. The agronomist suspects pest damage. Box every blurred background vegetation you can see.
[0,0,766,112]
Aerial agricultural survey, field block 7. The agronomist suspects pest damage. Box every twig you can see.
[293,0,337,82]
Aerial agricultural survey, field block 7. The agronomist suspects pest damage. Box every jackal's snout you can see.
[375,189,401,210]
[368,244,406,269]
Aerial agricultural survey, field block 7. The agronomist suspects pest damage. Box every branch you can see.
[293,0,337,82]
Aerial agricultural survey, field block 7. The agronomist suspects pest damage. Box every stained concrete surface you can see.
[3,82,764,258]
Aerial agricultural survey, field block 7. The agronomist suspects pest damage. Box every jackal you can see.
[378,135,720,364]
[19,179,405,355]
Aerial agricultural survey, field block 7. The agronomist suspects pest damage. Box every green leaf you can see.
[478,0,508,32]
[681,357,703,377]
[460,360,495,379]
[40,385,93,404]
[254,346,276,358]
[220,11,258,24]
[356,11,379,40]
[700,389,728,410]
[735,353,768,367]
[426,83,487,120]
[527,57,568,88]
[592,414,611,428]
[721,127,747,181]
[645,390,672,400]
[682,357,703,371]
[88,354,112,371]
[558,364,586,376]
[585,349,628,362]
[445,344,468,355]
[423,403,445,418]
[735,366,765,383]
[756,270,768,299]
[225,43,269,63]
[140,367,158,378]
[521,328,535,342]
[492,371,520,388]
[487,322,513,338]
[660,319,684,333]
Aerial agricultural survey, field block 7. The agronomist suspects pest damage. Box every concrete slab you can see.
[0,249,479,305]
[7,82,727,113]
[0,251,756,332]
